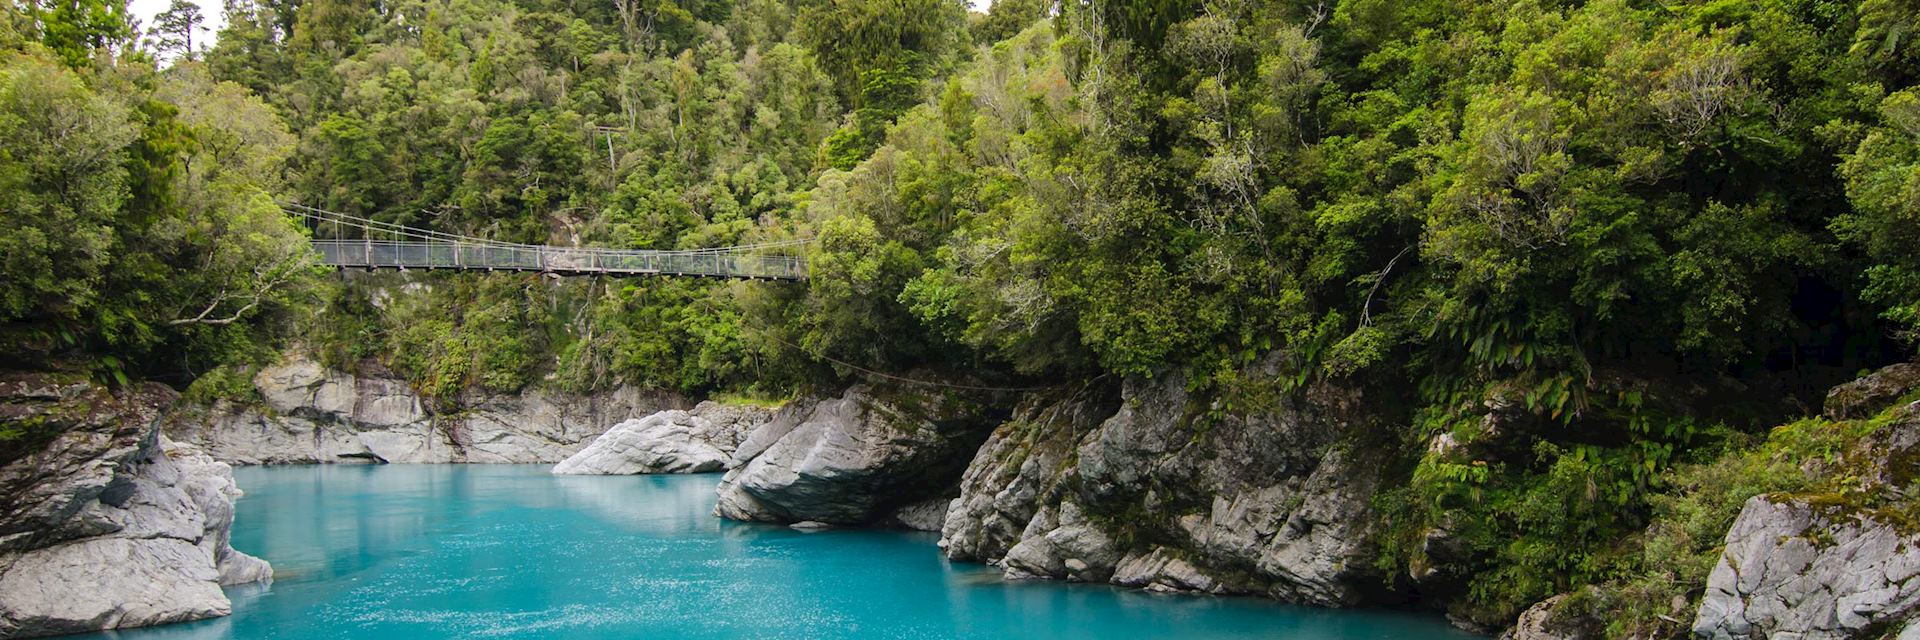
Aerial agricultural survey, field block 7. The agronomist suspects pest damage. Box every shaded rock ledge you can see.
[0,373,270,639]
[713,383,1007,527]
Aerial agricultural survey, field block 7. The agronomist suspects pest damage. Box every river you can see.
[77,465,1479,639]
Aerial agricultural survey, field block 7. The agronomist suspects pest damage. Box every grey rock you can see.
[1691,495,1920,640]
[552,402,774,475]
[1690,398,1920,640]
[0,374,270,639]
[938,388,1106,563]
[937,354,1393,607]
[1825,360,1920,420]
[166,354,689,465]
[714,384,997,525]
[162,440,272,586]
[1500,595,1596,640]
[1113,547,1228,594]
[1002,501,1120,583]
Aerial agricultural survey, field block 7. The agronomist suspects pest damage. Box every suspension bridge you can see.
[286,203,809,280]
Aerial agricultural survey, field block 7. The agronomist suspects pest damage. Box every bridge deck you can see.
[313,240,807,280]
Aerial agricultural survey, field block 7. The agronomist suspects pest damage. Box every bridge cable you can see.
[282,201,814,257]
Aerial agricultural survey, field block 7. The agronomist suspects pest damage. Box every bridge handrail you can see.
[287,202,809,258]
[311,239,807,279]
[291,202,809,280]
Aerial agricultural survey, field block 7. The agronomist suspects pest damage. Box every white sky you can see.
[128,0,991,54]
[128,0,225,50]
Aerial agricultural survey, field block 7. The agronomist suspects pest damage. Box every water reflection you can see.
[75,465,1479,640]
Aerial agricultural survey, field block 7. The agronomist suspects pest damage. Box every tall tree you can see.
[148,0,204,60]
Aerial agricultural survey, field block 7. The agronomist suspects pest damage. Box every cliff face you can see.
[1691,397,1920,640]
[936,358,1395,607]
[0,373,270,639]
[165,355,689,464]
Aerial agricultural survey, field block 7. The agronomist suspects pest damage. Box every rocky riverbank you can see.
[696,354,1396,605]
[938,364,1392,606]
[164,355,688,464]
[0,373,270,638]
[62,348,1920,640]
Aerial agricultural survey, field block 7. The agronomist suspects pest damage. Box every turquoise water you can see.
[83,465,1478,639]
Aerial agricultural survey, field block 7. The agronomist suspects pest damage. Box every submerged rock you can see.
[0,373,270,639]
[938,354,1396,607]
[714,384,1002,525]
[551,402,775,475]
[166,354,688,464]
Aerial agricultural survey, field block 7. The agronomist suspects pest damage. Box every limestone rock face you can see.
[1692,402,1920,640]
[937,355,1393,608]
[166,354,689,464]
[714,385,1000,525]
[1692,495,1920,640]
[551,402,775,475]
[0,373,270,639]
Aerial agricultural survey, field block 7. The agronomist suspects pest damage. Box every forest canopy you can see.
[2,0,1918,632]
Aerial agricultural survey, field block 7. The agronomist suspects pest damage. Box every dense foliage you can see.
[4,0,1918,633]
[0,11,313,386]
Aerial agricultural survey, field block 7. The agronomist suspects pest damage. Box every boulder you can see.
[1825,360,1920,420]
[714,384,1001,525]
[1691,496,1920,640]
[552,402,774,475]
[1500,595,1598,640]
[0,373,270,638]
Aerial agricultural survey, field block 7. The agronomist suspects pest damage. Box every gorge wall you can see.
[164,355,689,464]
[699,354,1398,607]
[935,360,1394,607]
[140,350,1920,639]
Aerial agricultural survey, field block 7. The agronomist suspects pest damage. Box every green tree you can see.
[148,0,203,60]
